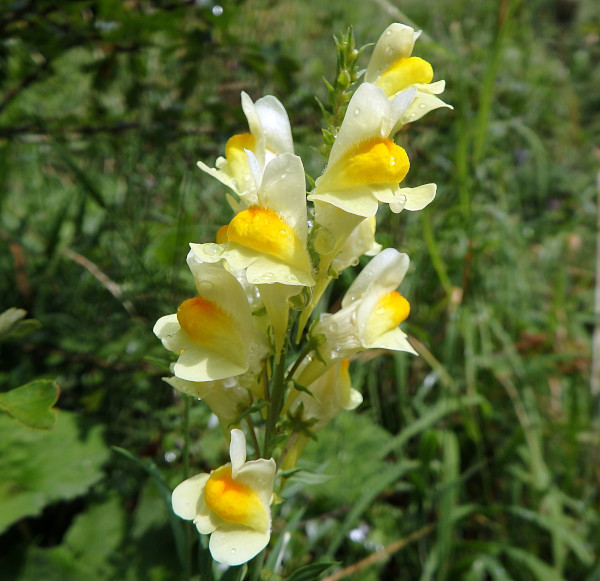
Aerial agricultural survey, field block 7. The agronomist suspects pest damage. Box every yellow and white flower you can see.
[153,263,256,382]
[191,153,314,355]
[172,429,276,566]
[365,23,452,126]
[197,92,294,208]
[308,83,437,217]
[309,248,417,367]
[191,153,313,287]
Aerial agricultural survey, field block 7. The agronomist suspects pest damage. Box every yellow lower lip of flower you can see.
[328,138,409,190]
[226,132,256,165]
[204,466,269,532]
[227,205,311,271]
[377,56,434,96]
[364,291,410,344]
[177,296,244,359]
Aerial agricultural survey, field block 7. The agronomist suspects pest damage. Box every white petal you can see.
[172,473,210,520]
[364,23,418,83]
[153,314,180,340]
[254,95,294,155]
[257,153,308,242]
[400,183,437,211]
[196,160,237,191]
[245,254,314,286]
[343,249,409,307]
[234,458,277,508]
[308,187,380,218]
[245,149,263,190]
[348,388,363,410]
[229,429,247,474]
[164,376,215,399]
[400,92,452,126]
[174,346,248,382]
[365,327,417,354]
[388,87,417,125]
[209,525,270,566]
[327,84,391,166]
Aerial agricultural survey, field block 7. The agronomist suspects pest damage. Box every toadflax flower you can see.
[153,263,258,382]
[365,23,452,127]
[300,248,417,385]
[197,92,294,209]
[308,82,437,217]
[191,152,314,355]
[172,429,276,566]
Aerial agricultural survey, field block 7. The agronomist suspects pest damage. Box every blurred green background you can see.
[1,0,599,579]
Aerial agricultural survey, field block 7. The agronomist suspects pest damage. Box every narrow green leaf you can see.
[504,545,567,581]
[285,561,337,581]
[112,446,187,569]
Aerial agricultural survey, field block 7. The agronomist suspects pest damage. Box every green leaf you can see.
[504,545,567,581]
[0,411,110,533]
[285,561,337,581]
[0,308,42,341]
[0,379,60,430]
[282,468,335,486]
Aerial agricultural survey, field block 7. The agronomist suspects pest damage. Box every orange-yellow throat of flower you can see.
[222,132,257,192]
[226,206,311,272]
[364,290,410,344]
[177,296,245,362]
[323,138,409,190]
[377,56,434,96]
[204,465,269,532]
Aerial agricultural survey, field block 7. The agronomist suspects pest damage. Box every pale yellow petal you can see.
[209,525,270,566]
[172,473,210,521]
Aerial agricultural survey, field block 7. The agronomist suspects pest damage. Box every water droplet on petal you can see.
[419,103,427,109]
[204,244,223,256]
[354,108,361,116]
[230,548,236,554]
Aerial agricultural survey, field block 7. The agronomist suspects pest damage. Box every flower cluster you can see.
[154,23,450,567]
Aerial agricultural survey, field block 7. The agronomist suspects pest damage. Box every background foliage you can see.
[1,0,599,579]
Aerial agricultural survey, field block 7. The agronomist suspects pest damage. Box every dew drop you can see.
[230,548,237,554]
[419,103,427,109]
[353,107,361,116]
[212,5,223,16]
[204,244,223,256]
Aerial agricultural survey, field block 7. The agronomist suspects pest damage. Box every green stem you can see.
[284,339,316,385]
[263,343,288,458]
[245,413,262,459]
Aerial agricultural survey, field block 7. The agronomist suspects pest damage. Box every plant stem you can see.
[245,414,262,459]
[263,343,288,458]
[284,339,316,384]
